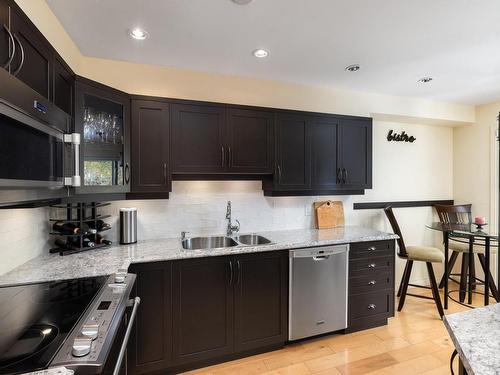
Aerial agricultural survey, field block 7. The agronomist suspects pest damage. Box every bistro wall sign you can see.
[387,129,416,143]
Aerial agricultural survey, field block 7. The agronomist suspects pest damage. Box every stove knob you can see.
[72,337,92,357]
[81,323,99,340]
[114,273,126,283]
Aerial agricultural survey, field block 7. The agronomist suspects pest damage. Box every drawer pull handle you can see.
[368,246,376,251]
[368,280,377,285]
[368,304,377,309]
[368,263,376,268]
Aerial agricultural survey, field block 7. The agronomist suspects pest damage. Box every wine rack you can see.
[49,202,112,256]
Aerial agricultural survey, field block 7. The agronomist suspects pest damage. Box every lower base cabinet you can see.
[128,262,172,375]
[346,240,395,333]
[128,251,288,374]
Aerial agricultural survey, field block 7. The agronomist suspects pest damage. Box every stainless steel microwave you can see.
[0,68,80,205]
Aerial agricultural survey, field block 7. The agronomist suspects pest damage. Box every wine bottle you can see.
[89,220,111,231]
[53,221,93,235]
[54,238,72,249]
[95,234,112,246]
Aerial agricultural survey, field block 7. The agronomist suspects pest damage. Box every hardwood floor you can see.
[182,284,480,375]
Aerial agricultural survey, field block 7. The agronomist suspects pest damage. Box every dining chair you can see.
[384,206,444,318]
[435,204,498,303]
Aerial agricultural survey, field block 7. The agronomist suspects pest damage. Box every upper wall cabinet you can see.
[338,118,372,190]
[226,108,274,174]
[171,103,226,174]
[74,77,131,194]
[274,113,310,190]
[0,2,10,71]
[9,9,52,99]
[0,1,74,116]
[264,113,372,196]
[171,104,274,175]
[131,99,170,196]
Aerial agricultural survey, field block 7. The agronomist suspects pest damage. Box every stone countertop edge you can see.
[443,304,500,375]
[0,226,398,287]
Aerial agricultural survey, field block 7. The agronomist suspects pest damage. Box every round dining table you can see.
[426,222,498,309]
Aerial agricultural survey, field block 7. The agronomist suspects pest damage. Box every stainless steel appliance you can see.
[289,245,348,340]
[119,208,137,244]
[0,272,139,375]
[0,68,80,206]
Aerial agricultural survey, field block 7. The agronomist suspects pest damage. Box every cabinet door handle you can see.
[228,260,233,286]
[368,246,376,252]
[368,280,377,285]
[337,168,342,184]
[367,304,377,309]
[342,168,347,184]
[163,163,167,185]
[2,25,15,69]
[221,146,225,167]
[125,163,130,184]
[367,263,376,268]
[12,34,24,76]
[236,259,241,285]
[277,164,282,183]
[228,147,232,168]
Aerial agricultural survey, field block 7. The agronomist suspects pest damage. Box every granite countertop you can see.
[0,226,397,287]
[444,304,500,375]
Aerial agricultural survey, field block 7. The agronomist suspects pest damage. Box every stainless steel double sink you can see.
[182,234,272,250]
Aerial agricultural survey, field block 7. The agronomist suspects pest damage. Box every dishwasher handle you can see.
[313,255,330,261]
[290,245,348,258]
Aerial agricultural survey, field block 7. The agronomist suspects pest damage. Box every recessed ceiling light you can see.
[253,49,269,58]
[129,27,149,40]
[417,77,433,83]
[232,0,253,4]
[345,64,360,72]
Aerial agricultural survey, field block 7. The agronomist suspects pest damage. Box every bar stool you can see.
[435,204,498,303]
[384,206,444,318]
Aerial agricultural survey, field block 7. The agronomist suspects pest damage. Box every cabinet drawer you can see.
[349,272,393,295]
[349,290,393,320]
[350,255,393,275]
[350,240,394,259]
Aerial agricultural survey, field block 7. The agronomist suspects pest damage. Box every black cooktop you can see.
[0,276,107,374]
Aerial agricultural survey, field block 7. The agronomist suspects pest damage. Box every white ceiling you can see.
[46,0,500,105]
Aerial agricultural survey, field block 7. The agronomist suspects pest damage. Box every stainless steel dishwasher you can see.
[289,245,349,340]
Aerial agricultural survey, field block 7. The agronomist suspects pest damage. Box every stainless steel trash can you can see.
[120,207,137,244]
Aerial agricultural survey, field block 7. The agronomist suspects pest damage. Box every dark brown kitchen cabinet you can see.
[310,118,341,190]
[9,8,52,99]
[338,118,372,190]
[74,77,131,194]
[234,251,288,352]
[274,113,310,190]
[0,1,74,116]
[128,262,172,375]
[52,57,74,117]
[171,103,226,174]
[0,1,10,72]
[172,256,234,365]
[265,113,372,195]
[226,108,274,174]
[131,100,170,196]
[347,240,395,333]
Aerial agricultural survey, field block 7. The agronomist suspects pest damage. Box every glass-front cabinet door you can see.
[74,79,130,193]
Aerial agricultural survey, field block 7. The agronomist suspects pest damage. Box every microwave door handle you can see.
[113,297,141,375]
[64,133,81,187]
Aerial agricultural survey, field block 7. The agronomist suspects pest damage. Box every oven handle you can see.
[113,296,141,375]
[64,133,81,187]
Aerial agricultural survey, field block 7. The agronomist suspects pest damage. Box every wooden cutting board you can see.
[314,201,344,229]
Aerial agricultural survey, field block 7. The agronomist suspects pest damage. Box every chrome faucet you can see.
[226,201,240,236]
